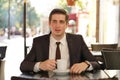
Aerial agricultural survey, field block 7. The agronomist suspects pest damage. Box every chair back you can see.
[0,46,7,59]
[101,49,120,69]
[91,43,118,51]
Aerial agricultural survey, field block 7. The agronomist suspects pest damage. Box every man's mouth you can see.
[55,29,61,32]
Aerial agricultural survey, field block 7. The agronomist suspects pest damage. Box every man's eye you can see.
[53,20,57,23]
[60,21,65,24]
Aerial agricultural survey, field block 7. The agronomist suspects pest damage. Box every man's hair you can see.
[49,8,69,23]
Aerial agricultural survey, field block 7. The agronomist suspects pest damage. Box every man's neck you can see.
[51,33,65,41]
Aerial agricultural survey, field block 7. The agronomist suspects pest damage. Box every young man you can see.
[20,8,100,74]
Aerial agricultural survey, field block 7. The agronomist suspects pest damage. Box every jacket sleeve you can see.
[20,38,37,73]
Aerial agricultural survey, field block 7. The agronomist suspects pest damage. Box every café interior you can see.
[0,0,120,80]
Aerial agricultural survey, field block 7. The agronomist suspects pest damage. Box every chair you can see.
[0,46,7,59]
[91,43,118,51]
[0,46,7,80]
[91,43,118,64]
[26,46,31,54]
[101,49,120,69]
[24,46,32,58]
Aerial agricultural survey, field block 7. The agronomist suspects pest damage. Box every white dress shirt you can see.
[49,34,70,68]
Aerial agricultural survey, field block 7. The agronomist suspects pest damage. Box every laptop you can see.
[0,46,7,59]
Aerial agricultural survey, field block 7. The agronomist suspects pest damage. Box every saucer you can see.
[53,69,70,75]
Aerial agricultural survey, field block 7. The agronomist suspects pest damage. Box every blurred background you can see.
[0,0,119,80]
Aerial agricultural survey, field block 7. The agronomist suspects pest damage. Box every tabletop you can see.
[11,70,120,80]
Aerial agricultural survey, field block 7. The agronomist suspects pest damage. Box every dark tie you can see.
[55,42,61,60]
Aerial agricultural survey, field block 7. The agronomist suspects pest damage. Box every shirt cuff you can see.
[33,62,41,72]
[85,61,93,71]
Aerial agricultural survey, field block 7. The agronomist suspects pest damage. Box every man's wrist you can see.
[84,61,90,69]
[34,62,41,72]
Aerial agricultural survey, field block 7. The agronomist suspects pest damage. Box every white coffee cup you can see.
[57,59,68,71]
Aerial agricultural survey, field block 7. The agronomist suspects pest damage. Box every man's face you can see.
[49,14,68,39]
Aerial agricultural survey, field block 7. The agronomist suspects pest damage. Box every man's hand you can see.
[39,59,56,71]
[70,62,89,74]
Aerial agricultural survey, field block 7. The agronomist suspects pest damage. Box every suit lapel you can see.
[43,34,50,60]
[66,34,74,67]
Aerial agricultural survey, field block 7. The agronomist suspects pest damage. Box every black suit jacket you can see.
[20,33,100,73]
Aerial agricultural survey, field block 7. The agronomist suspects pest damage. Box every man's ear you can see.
[66,23,68,28]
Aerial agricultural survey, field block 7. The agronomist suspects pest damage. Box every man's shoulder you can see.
[66,33,82,38]
[33,34,50,41]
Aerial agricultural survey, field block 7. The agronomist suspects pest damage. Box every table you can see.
[11,70,120,80]
[104,70,120,79]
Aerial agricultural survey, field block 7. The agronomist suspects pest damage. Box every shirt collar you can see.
[50,34,66,46]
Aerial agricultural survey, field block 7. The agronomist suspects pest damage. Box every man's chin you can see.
[55,33,63,36]
[56,34,62,36]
